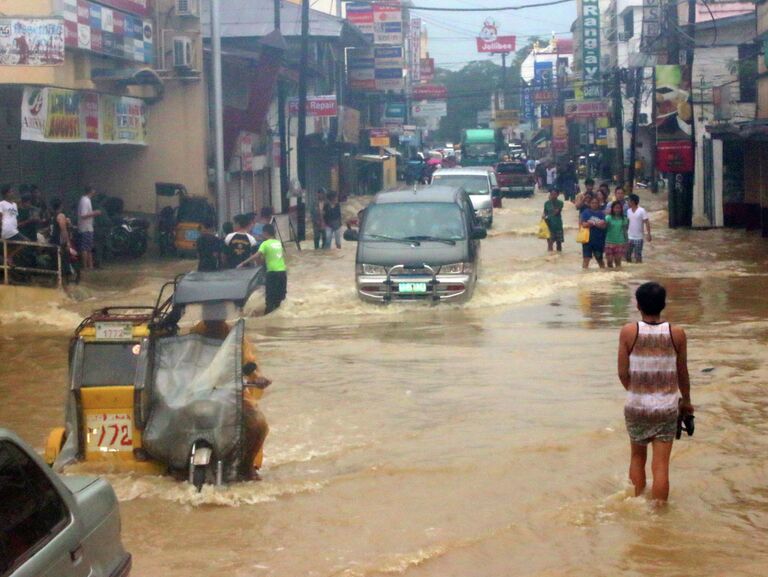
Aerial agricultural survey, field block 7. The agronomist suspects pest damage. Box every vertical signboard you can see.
[641,0,662,53]
[655,65,694,172]
[552,116,568,151]
[581,0,601,98]
[409,18,421,87]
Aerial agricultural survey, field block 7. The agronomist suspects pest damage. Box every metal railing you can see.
[1,238,63,287]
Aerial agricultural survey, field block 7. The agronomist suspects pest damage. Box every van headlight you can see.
[357,263,387,275]
[440,262,472,274]
[477,208,492,217]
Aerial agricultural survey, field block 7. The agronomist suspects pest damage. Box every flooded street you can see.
[2,191,768,577]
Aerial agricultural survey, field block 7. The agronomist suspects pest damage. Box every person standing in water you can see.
[542,188,564,252]
[618,282,693,502]
[238,224,287,314]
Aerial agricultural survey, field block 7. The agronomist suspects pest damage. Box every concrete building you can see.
[0,0,208,216]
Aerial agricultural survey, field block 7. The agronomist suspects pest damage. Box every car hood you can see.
[468,194,492,210]
[358,240,469,268]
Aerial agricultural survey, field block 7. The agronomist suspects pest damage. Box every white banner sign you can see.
[411,100,447,118]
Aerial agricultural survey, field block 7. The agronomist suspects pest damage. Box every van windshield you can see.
[362,203,466,241]
[431,175,489,195]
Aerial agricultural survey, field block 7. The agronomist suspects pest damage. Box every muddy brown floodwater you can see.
[2,190,768,577]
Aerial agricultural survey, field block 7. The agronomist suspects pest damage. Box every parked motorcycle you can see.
[94,196,149,260]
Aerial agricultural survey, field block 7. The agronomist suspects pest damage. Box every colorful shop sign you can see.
[21,87,146,145]
[655,65,693,173]
[581,0,601,98]
[0,18,65,66]
[60,0,154,64]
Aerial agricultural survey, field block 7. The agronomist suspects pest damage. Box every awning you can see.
[92,67,164,100]
[355,154,389,162]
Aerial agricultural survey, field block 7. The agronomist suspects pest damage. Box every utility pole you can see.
[627,67,641,191]
[613,68,624,184]
[210,0,227,229]
[297,0,310,189]
[274,0,289,211]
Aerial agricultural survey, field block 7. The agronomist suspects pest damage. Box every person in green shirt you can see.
[605,201,628,269]
[542,188,564,252]
[238,223,287,314]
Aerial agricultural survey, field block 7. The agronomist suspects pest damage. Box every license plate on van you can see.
[398,282,427,294]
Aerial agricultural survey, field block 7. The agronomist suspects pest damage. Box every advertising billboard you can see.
[655,65,694,173]
[0,18,65,66]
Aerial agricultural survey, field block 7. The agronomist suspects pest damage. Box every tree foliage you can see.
[434,39,540,143]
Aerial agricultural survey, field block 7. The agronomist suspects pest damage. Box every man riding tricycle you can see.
[46,267,272,490]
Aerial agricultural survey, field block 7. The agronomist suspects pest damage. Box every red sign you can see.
[657,140,694,173]
[533,90,556,103]
[564,99,611,119]
[411,84,447,100]
[288,95,338,117]
[476,36,516,53]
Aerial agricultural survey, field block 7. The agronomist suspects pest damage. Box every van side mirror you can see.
[492,187,501,197]
[471,227,487,240]
[343,228,359,242]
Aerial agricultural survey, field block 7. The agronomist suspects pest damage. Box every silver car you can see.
[0,429,131,577]
[430,166,499,228]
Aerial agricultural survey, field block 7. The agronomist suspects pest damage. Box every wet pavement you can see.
[2,189,768,577]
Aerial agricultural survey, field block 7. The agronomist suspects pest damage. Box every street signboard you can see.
[494,109,519,127]
[346,2,374,41]
[420,57,434,81]
[369,128,390,147]
[409,19,421,87]
[533,90,556,103]
[373,2,402,45]
[476,36,516,53]
[477,109,492,125]
[411,84,447,100]
[0,18,65,66]
[564,99,610,119]
[581,0,602,98]
[287,95,338,117]
[411,101,447,118]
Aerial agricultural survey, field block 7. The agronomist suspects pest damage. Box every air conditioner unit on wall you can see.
[173,36,193,69]
[176,0,199,17]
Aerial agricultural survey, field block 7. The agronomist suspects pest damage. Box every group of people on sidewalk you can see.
[541,178,652,269]
[0,184,102,279]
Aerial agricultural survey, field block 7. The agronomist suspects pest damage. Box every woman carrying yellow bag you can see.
[542,189,563,252]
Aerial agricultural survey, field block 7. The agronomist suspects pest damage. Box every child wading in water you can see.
[604,200,628,268]
[543,189,564,252]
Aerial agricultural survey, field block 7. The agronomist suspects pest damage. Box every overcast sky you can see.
[410,0,577,70]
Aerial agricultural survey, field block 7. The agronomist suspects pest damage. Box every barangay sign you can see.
[581,0,602,98]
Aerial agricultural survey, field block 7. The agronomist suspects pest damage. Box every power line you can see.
[353,0,575,12]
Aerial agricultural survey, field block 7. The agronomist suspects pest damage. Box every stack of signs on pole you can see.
[654,65,694,172]
[374,45,404,91]
[534,61,555,103]
[409,18,421,87]
[348,48,375,91]
[0,18,66,66]
[373,1,402,45]
[640,0,661,53]
[346,2,374,43]
[581,0,601,98]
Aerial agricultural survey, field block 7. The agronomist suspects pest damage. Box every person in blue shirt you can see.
[580,196,608,269]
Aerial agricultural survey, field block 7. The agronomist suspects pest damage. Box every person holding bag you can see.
[541,188,563,252]
[579,196,607,269]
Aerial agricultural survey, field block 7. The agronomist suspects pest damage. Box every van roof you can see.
[373,185,464,205]
[433,166,493,176]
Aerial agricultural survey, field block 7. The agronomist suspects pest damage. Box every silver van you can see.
[430,166,498,228]
[351,186,486,303]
